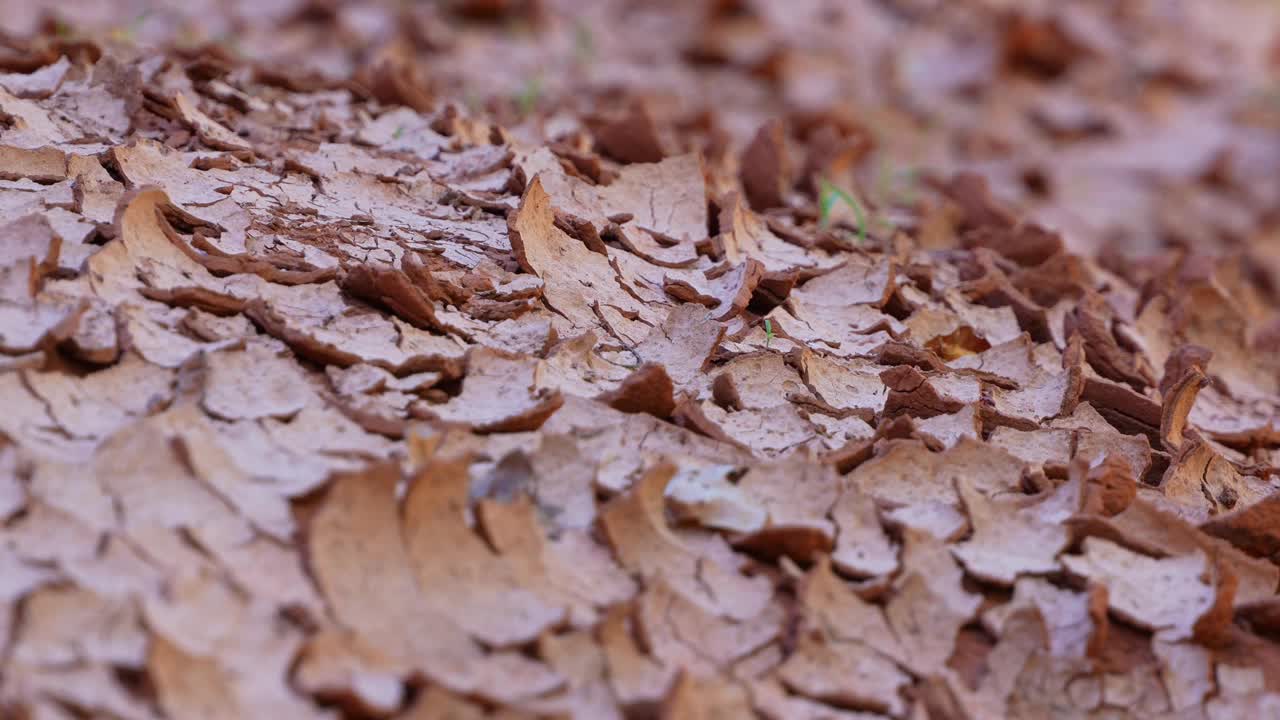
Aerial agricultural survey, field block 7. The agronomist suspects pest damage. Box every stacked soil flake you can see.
[1,1,1279,718]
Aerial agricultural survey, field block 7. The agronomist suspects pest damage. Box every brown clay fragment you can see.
[1160,366,1208,452]
[595,362,676,419]
[739,120,793,212]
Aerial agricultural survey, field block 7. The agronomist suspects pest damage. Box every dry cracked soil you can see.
[1,1,1280,718]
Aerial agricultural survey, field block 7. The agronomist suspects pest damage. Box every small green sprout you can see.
[875,159,919,208]
[463,91,481,115]
[818,177,868,245]
[211,29,243,58]
[875,158,893,203]
[764,318,774,349]
[896,167,919,205]
[515,74,544,117]
[392,125,405,140]
[573,20,595,66]
[110,9,152,43]
[872,215,897,236]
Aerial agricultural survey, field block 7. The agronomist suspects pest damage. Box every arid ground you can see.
[1,1,1280,718]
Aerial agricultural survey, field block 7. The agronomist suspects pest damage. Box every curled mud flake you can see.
[413,346,563,433]
[600,463,774,621]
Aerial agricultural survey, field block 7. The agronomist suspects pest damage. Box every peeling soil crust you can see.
[1,2,1280,718]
